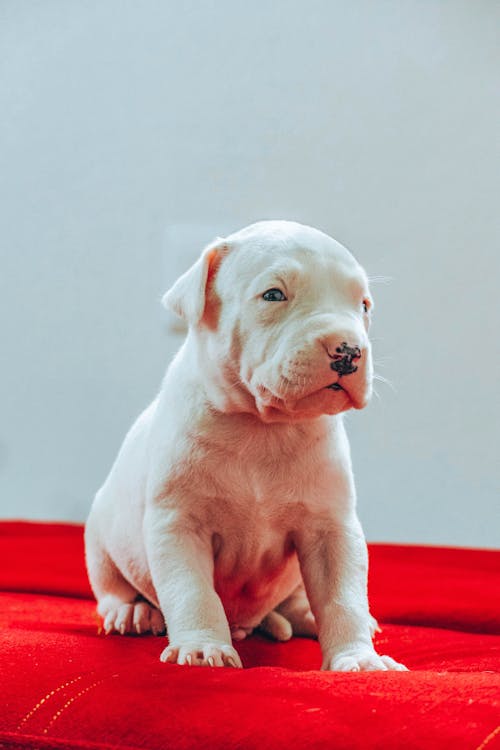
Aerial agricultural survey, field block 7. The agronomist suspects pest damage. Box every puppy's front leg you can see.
[296,512,407,672]
[144,506,241,668]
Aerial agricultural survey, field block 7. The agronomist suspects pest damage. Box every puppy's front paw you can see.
[324,647,408,672]
[160,642,242,668]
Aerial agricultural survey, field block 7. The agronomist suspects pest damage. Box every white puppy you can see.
[85,220,406,671]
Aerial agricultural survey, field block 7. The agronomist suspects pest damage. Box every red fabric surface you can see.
[1,521,499,750]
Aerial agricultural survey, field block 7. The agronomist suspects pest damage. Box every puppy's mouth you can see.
[257,379,347,403]
[326,382,345,392]
[254,378,354,422]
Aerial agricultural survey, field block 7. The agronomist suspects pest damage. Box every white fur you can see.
[85,220,406,671]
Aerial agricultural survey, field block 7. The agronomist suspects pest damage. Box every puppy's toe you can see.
[220,645,243,668]
[380,655,408,671]
[203,646,225,667]
[160,645,179,664]
[231,627,250,641]
[150,607,166,635]
[132,601,151,634]
[132,601,165,635]
[177,647,203,666]
[259,611,293,641]
[103,609,117,635]
[114,603,135,634]
[330,654,363,672]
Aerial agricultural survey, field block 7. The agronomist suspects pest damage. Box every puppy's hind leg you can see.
[258,583,317,642]
[266,585,380,641]
[84,524,165,636]
[275,582,318,638]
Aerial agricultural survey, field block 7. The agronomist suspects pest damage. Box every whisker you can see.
[373,372,397,393]
[368,275,393,284]
[373,357,394,369]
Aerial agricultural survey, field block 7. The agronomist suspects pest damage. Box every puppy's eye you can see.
[262,288,287,302]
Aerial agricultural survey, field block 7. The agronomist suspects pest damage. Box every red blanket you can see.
[0,521,499,749]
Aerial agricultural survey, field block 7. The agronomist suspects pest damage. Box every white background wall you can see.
[1,1,498,546]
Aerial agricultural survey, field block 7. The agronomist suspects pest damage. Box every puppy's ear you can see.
[162,240,226,326]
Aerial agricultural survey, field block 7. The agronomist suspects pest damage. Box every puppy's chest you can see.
[205,455,309,603]
[176,424,336,613]
[207,453,312,539]
[209,427,325,510]
[189,424,334,543]
[211,501,299,616]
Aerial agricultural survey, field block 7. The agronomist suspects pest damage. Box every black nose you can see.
[329,342,362,376]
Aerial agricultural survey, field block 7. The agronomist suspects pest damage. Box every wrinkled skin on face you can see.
[195,221,374,423]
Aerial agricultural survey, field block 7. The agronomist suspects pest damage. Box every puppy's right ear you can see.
[162,240,226,327]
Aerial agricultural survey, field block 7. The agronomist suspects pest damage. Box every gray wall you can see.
[1,1,498,546]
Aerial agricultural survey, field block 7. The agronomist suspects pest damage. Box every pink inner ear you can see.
[205,247,220,286]
[202,246,224,330]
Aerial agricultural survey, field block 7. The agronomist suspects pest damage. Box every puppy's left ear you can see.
[162,240,227,327]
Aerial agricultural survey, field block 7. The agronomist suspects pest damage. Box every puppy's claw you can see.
[159,645,178,664]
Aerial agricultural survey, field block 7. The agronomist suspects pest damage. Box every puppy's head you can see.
[163,220,374,422]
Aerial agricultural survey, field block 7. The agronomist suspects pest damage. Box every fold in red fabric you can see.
[1,521,499,750]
